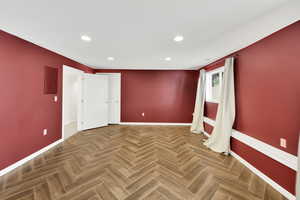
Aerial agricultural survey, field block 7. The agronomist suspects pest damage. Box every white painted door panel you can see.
[79,74,108,130]
[108,74,121,124]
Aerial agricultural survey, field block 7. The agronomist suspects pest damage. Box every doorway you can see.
[62,65,83,139]
[63,68,121,139]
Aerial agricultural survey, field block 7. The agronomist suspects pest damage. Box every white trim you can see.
[119,122,191,126]
[204,117,216,126]
[0,139,63,177]
[62,65,84,140]
[230,151,296,200]
[232,129,297,171]
[203,117,297,171]
[202,125,296,199]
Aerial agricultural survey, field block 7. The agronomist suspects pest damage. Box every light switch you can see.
[43,129,48,136]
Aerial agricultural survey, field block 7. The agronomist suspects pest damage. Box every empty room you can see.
[0,1,299,200]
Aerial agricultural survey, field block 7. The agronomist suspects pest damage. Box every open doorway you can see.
[62,65,83,140]
[62,68,121,139]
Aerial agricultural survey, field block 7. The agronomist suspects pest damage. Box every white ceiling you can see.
[0,0,296,70]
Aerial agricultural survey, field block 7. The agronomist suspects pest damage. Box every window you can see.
[206,67,224,103]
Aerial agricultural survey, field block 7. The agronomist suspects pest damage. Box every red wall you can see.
[0,29,198,170]
[0,30,94,170]
[203,21,300,194]
[95,69,199,123]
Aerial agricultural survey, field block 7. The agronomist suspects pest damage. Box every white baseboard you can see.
[202,117,297,199]
[203,117,297,171]
[0,139,63,177]
[119,122,192,126]
[230,151,296,200]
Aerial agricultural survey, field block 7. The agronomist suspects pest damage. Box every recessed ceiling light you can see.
[165,57,172,61]
[107,57,115,61]
[81,35,91,42]
[173,35,184,42]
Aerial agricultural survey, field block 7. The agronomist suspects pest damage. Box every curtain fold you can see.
[204,57,235,154]
[191,69,206,134]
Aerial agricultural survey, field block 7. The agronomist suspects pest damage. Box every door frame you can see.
[62,65,84,140]
[96,73,121,124]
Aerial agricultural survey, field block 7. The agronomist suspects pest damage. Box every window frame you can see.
[205,66,224,103]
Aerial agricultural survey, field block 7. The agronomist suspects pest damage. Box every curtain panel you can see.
[204,57,235,154]
[191,69,206,134]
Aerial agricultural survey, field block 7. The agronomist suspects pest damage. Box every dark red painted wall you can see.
[204,102,218,120]
[95,69,199,123]
[0,30,94,170]
[203,21,300,194]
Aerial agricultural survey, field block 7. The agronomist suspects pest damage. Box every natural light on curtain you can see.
[191,69,206,134]
[204,57,235,154]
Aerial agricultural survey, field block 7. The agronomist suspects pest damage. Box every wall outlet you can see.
[280,138,286,148]
[54,96,58,102]
[141,112,145,117]
[43,129,48,136]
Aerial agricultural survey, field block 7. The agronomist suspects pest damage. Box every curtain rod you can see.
[205,54,239,67]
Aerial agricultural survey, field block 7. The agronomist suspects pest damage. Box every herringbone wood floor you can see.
[0,125,286,200]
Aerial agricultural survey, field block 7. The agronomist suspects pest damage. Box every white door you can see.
[78,74,109,130]
[107,74,121,124]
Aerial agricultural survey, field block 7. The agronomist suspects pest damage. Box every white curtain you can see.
[191,69,206,134]
[204,57,235,154]
[297,133,300,200]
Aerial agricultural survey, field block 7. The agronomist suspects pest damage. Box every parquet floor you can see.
[0,125,287,200]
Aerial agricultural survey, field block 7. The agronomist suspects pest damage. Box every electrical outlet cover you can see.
[280,138,286,148]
